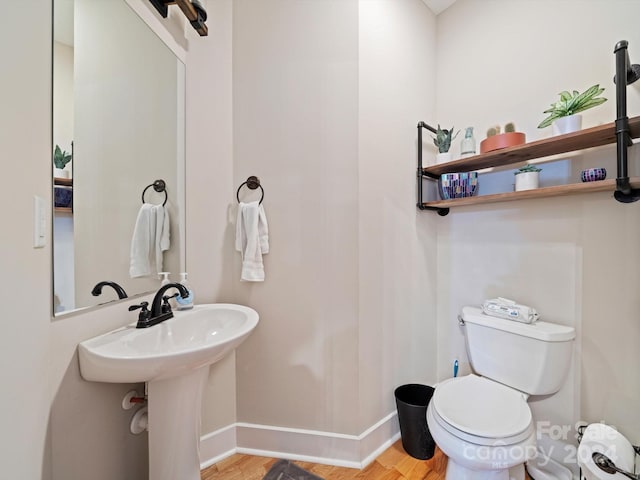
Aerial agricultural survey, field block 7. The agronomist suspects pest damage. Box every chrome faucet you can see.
[91,281,128,299]
[129,282,189,328]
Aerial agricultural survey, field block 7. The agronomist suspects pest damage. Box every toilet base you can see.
[446,461,525,480]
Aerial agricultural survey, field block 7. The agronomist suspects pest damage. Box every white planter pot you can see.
[54,168,70,179]
[436,151,452,164]
[552,114,582,136]
[515,171,539,191]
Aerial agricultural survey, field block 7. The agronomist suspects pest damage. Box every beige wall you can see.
[232,0,362,434]
[435,0,640,450]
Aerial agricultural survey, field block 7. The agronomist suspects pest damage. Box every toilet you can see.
[427,306,575,480]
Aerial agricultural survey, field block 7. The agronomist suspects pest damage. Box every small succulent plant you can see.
[53,145,72,169]
[433,124,459,153]
[538,84,607,129]
[515,164,542,175]
[487,123,517,137]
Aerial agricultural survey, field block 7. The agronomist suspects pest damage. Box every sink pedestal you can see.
[147,367,208,480]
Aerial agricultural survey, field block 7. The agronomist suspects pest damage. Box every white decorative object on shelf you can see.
[514,164,542,192]
[436,151,452,164]
[460,126,476,158]
[54,168,69,179]
[552,114,582,136]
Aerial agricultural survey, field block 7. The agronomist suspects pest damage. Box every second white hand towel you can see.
[153,204,171,274]
[235,201,269,281]
[130,203,155,278]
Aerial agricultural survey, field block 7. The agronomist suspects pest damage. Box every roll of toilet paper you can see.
[577,423,636,480]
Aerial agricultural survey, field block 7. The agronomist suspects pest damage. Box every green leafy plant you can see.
[538,84,607,129]
[433,124,459,153]
[53,145,72,169]
[515,164,542,175]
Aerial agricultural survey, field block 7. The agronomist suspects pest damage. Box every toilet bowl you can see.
[427,375,536,480]
[426,306,576,480]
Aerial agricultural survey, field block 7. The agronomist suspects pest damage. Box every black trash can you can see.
[394,384,435,460]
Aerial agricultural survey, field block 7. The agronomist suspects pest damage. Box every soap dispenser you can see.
[159,272,171,286]
[176,272,194,310]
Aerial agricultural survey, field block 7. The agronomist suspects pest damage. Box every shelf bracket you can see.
[613,40,640,203]
[149,0,208,36]
[417,122,449,216]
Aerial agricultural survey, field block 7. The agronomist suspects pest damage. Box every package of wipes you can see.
[481,297,539,324]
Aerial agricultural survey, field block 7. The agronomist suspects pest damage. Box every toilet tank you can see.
[461,306,575,396]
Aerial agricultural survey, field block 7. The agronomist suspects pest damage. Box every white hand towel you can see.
[235,201,269,281]
[153,204,171,274]
[129,204,155,278]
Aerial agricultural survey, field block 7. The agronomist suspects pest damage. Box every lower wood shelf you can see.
[54,207,73,214]
[421,177,640,209]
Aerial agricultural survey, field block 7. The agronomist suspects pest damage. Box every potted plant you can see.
[514,164,542,191]
[433,124,459,163]
[538,84,607,135]
[480,122,526,154]
[53,144,73,178]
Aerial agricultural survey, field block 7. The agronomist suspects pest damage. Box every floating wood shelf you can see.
[54,207,73,214]
[54,177,72,187]
[423,116,640,178]
[421,177,640,209]
[419,115,640,212]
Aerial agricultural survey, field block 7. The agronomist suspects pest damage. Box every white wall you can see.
[435,0,640,456]
[358,0,438,432]
[0,2,52,477]
[184,0,237,433]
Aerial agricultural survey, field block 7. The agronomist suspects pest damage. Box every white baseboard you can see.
[199,423,238,470]
[200,411,400,471]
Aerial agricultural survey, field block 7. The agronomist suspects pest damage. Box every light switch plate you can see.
[34,195,46,248]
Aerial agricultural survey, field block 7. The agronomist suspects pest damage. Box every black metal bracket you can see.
[148,0,208,36]
[613,40,640,203]
[417,122,449,216]
[149,0,170,18]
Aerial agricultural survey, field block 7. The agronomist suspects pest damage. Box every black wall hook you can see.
[236,176,265,204]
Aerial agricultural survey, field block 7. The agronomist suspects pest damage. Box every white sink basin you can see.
[77,303,259,480]
[79,303,258,383]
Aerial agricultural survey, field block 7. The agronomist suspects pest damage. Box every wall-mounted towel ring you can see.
[236,176,264,204]
[141,179,168,206]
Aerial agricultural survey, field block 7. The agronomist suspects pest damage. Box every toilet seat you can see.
[432,375,533,446]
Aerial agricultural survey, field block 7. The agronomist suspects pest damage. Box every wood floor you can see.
[201,440,533,480]
[200,441,446,480]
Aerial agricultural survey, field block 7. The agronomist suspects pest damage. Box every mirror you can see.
[52,0,185,316]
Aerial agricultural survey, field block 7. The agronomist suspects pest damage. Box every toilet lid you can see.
[433,375,532,441]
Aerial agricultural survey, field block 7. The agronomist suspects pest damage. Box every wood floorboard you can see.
[201,440,533,480]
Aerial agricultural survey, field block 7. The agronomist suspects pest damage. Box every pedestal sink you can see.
[78,303,259,480]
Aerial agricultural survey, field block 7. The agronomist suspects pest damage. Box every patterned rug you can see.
[262,460,324,480]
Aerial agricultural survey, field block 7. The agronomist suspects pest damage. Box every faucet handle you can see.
[128,301,150,320]
[161,294,179,314]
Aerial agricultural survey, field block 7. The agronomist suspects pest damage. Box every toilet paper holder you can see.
[577,423,639,479]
